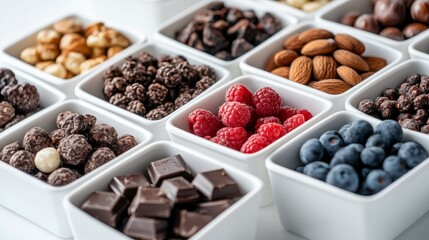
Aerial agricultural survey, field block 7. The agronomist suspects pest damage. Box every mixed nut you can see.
[278,0,331,12]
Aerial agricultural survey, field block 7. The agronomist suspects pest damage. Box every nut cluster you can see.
[174,1,282,60]
[0,111,138,186]
[358,73,429,134]
[341,0,429,41]
[279,0,331,12]
[265,28,388,95]
[20,18,131,79]
[102,51,217,120]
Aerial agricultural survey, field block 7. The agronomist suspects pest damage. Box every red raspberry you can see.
[252,87,281,117]
[278,106,297,122]
[255,116,281,131]
[295,108,313,121]
[210,136,231,148]
[283,114,306,133]
[188,109,220,137]
[216,127,248,150]
[225,83,253,105]
[240,134,270,154]
[257,123,287,143]
[218,101,252,127]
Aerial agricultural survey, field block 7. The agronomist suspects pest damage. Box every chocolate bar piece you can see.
[81,191,128,227]
[123,215,168,240]
[147,155,193,187]
[128,187,171,218]
[174,210,213,238]
[109,172,151,201]
[195,199,233,217]
[192,169,241,201]
[160,176,200,204]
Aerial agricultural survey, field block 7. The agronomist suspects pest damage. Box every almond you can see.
[334,34,365,55]
[333,50,369,72]
[298,28,334,43]
[362,56,387,71]
[283,34,306,51]
[274,50,299,66]
[289,56,312,85]
[271,67,290,79]
[307,81,317,87]
[301,39,337,56]
[312,56,337,80]
[312,79,352,94]
[361,71,376,80]
[264,54,278,72]
[337,66,362,86]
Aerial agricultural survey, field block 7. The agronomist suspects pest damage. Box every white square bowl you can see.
[75,42,231,141]
[154,0,298,78]
[166,75,334,206]
[240,21,404,110]
[0,63,66,134]
[0,99,153,238]
[409,31,429,61]
[1,13,146,96]
[266,111,429,240]
[316,0,428,56]
[64,141,263,240]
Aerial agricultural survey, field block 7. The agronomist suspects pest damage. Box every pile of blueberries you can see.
[297,119,428,195]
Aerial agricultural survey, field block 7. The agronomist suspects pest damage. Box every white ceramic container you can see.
[409,30,429,61]
[316,0,428,56]
[240,21,404,111]
[75,42,231,141]
[266,111,429,240]
[166,75,334,206]
[154,0,298,78]
[1,13,146,97]
[0,100,153,238]
[64,141,263,240]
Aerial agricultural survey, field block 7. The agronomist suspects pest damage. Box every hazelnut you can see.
[34,147,61,173]
[341,11,361,26]
[354,14,380,33]
[84,22,105,37]
[35,61,55,70]
[106,29,130,48]
[36,43,60,61]
[80,56,107,73]
[380,27,406,40]
[59,33,85,50]
[58,52,87,75]
[107,46,124,58]
[374,0,406,27]
[62,38,91,57]
[36,29,61,45]
[20,46,40,65]
[286,0,309,8]
[53,18,82,34]
[91,47,106,58]
[86,30,111,48]
[44,63,67,78]
[403,22,428,38]
[411,0,429,24]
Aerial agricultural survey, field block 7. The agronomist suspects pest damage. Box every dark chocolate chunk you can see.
[226,8,244,24]
[147,154,193,187]
[128,187,171,218]
[0,101,15,126]
[188,32,206,52]
[81,191,128,228]
[259,13,281,36]
[192,169,241,201]
[195,199,233,217]
[123,216,168,240]
[227,19,257,43]
[202,24,229,51]
[231,38,254,58]
[110,172,151,201]
[173,210,213,238]
[160,176,200,204]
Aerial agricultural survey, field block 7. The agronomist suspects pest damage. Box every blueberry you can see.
[389,143,402,156]
[361,167,372,179]
[360,147,386,168]
[340,120,373,145]
[300,138,324,165]
[398,141,428,168]
[319,130,345,157]
[295,165,304,173]
[374,120,403,146]
[357,182,373,196]
[365,169,392,194]
[326,164,359,192]
[365,134,389,149]
[383,156,408,180]
[330,143,364,168]
[303,161,330,181]
[338,123,352,138]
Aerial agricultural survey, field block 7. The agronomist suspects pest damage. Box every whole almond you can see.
[289,56,312,85]
[361,71,376,80]
[264,54,278,72]
[298,28,334,43]
[313,56,337,80]
[274,50,299,66]
[301,39,337,56]
[337,66,362,86]
[312,79,352,94]
[333,50,369,72]
[334,34,365,55]
[271,67,290,79]
[283,34,306,51]
[362,56,387,71]
[307,81,317,87]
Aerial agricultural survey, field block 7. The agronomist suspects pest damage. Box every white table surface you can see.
[0,1,428,240]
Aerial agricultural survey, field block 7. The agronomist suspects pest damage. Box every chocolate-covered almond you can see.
[411,0,429,24]
[354,14,380,33]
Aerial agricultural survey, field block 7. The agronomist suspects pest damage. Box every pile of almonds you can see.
[265,28,388,95]
[20,18,131,79]
[279,0,331,12]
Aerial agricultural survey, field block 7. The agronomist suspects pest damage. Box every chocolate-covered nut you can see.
[1,84,39,113]
[414,94,429,109]
[47,167,80,186]
[145,109,168,121]
[23,127,53,153]
[0,101,15,126]
[147,83,168,105]
[124,83,145,102]
[397,113,413,124]
[403,22,428,38]
[396,95,414,112]
[341,11,360,26]
[375,96,389,108]
[400,118,420,130]
[126,100,146,116]
[411,0,429,24]
[84,147,116,174]
[420,75,429,92]
[374,0,406,27]
[231,38,254,58]
[174,93,193,109]
[421,125,429,133]
[109,93,129,109]
[58,134,92,165]
[380,27,406,40]
[399,82,412,95]
[34,171,49,182]
[4,114,25,129]
[406,73,421,85]
[159,102,175,115]
[56,111,73,129]
[89,123,118,147]
[382,88,399,100]
[113,134,137,156]
[380,100,398,119]
[9,150,35,174]
[195,76,216,91]
[60,112,88,134]
[0,141,22,164]
[156,65,182,88]
[104,77,127,99]
[0,68,17,91]
[176,62,198,84]
[358,99,379,116]
[195,65,216,80]
[414,109,428,124]
[407,85,423,99]
[354,14,380,33]
[34,147,61,173]
[84,114,97,129]
[50,129,67,147]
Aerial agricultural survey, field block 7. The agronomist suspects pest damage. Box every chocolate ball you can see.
[0,141,22,164]
[47,167,80,186]
[9,150,35,174]
[380,27,406,40]
[89,124,118,147]
[374,0,406,27]
[23,127,53,153]
[411,0,429,24]
[113,134,137,155]
[84,147,116,174]
[341,11,361,26]
[354,14,380,33]
[58,134,92,165]
[403,22,428,38]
